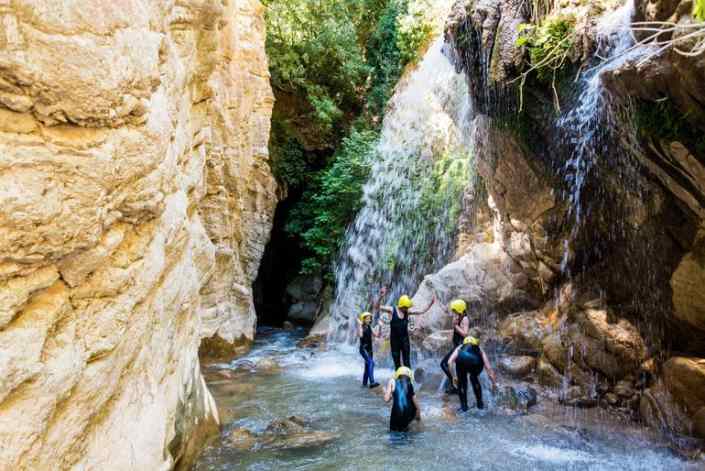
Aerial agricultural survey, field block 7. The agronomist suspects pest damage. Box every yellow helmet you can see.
[397,295,413,309]
[464,336,480,346]
[358,312,372,322]
[394,366,414,382]
[450,299,467,314]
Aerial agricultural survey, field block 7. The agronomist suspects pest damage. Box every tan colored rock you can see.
[663,356,705,416]
[0,0,276,470]
[670,241,705,332]
[498,356,536,378]
[499,311,550,355]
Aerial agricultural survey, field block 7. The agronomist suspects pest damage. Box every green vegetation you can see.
[695,0,705,21]
[396,0,435,64]
[286,127,377,275]
[633,98,705,157]
[516,15,576,82]
[515,14,577,111]
[264,0,430,276]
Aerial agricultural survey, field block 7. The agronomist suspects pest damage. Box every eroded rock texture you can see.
[409,0,705,446]
[0,0,276,469]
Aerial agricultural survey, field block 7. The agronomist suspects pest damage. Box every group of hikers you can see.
[356,287,497,432]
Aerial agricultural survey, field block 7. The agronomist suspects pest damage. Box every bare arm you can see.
[481,348,497,385]
[375,287,393,313]
[357,319,363,339]
[455,317,469,337]
[372,325,383,338]
[384,379,395,402]
[409,293,437,316]
[448,346,461,382]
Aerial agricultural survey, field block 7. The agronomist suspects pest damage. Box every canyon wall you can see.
[0,0,276,469]
[408,0,705,449]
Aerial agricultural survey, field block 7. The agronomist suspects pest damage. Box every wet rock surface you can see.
[228,417,339,452]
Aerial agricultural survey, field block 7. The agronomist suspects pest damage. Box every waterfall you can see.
[558,0,637,228]
[328,38,473,343]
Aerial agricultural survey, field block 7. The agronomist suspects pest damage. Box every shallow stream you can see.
[195,329,696,470]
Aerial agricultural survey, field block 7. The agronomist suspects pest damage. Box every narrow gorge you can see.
[1,0,704,470]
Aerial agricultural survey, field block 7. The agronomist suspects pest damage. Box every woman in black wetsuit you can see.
[440,299,469,394]
[375,287,436,369]
[448,330,497,411]
[357,312,381,389]
[383,367,421,432]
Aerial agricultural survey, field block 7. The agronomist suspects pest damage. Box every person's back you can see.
[384,367,421,432]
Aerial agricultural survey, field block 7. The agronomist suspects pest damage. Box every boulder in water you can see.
[229,428,257,451]
[262,431,339,451]
[559,385,597,408]
[498,356,536,378]
[496,385,538,413]
[255,358,281,374]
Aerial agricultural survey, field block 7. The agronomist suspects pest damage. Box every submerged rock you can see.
[228,417,339,452]
[255,358,281,374]
[496,385,538,413]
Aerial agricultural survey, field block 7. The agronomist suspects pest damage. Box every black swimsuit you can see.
[441,315,466,385]
[389,307,411,369]
[390,376,417,432]
[456,343,485,410]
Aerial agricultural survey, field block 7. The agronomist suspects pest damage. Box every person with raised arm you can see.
[375,287,436,369]
[356,311,382,389]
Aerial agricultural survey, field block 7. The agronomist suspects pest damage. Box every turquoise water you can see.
[195,329,696,471]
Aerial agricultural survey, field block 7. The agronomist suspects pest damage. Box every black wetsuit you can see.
[390,376,417,432]
[390,307,411,369]
[440,315,466,388]
[359,324,375,386]
[456,343,485,410]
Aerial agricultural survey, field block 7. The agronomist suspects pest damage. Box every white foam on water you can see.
[512,444,596,464]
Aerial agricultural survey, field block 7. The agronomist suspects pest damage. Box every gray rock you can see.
[288,301,319,324]
[286,275,323,302]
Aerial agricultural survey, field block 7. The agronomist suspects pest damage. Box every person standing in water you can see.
[375,287,436,369]
[440,299,469,394]
[449,329,497,411]
[357,312,381,389]
[384,367,421,432]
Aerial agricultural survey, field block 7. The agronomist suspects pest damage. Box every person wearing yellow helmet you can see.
[375,287,436,369]
[440,299,470,395]
[384,367,421,432]
[448,328,497,411]
[357,312,381,389]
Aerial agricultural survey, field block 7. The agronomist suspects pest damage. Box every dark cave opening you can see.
[253,193,302,327]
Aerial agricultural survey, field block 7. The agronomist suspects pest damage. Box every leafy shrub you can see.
[396,3,434,64]
[286,128,378,275]
[696,0,705,21]
[516,15,576,82]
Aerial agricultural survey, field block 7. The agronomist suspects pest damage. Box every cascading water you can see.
[557,0,637,234]
[328,38,474,343]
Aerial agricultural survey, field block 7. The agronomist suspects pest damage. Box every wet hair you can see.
[469,327,481,338]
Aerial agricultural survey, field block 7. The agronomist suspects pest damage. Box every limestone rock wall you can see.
[0,0,276,469]
[408,0,705,448]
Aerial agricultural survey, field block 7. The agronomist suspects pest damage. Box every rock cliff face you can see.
[0,0,276,469]
[408,0,705,448]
